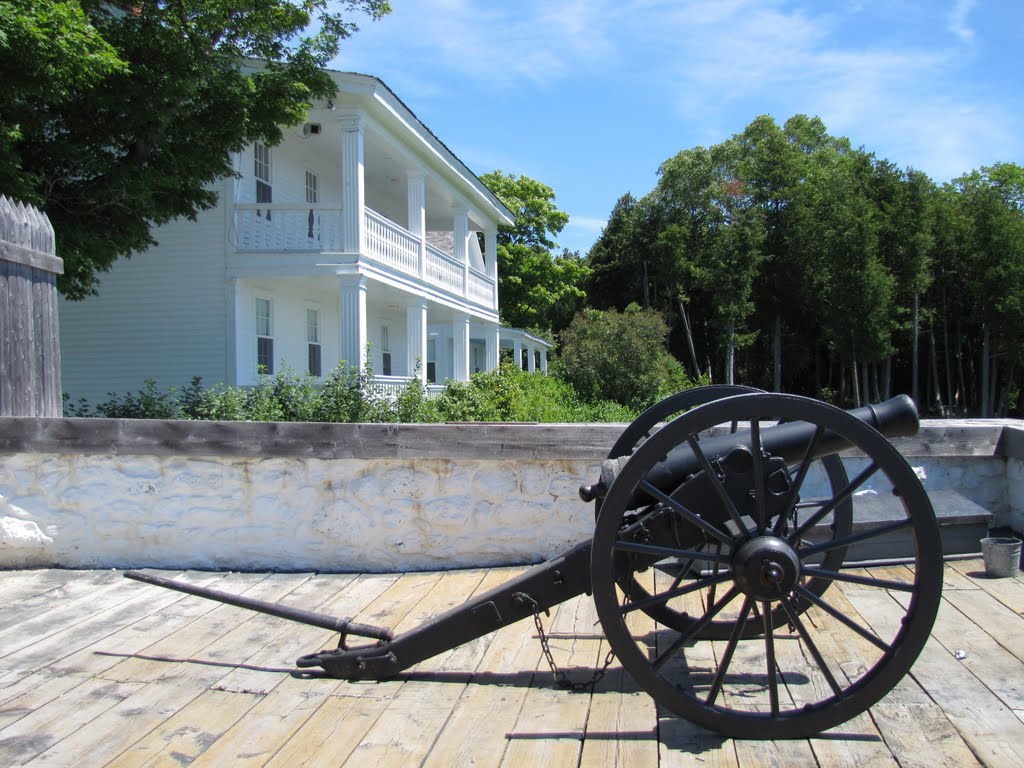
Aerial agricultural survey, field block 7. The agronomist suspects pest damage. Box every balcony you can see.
[231,204,495,308]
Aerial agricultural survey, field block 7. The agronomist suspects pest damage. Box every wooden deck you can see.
[1,559,1022,767]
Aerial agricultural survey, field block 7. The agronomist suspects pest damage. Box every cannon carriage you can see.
[127,388,942,739]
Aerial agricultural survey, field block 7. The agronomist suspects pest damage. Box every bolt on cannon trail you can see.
[123,390,943,740]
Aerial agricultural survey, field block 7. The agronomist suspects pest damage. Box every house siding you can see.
[59,191,230,407]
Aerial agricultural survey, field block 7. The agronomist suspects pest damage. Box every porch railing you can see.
[232,203,496,308]
[232,204,342,251]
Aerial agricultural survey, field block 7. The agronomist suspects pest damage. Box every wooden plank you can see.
[844,582,1024,768]
[0,569,102,606]
[817,569,982,768]
[314,569,493,768]
[922,595,1024,711]
[497,593,606,768]
[183,572,436,767]
[102,573,391,768]
[414,569,544,768]
[0,572,247,726]
[0,569,128,632]
[579,568,659,768]
[947,559,1024,615]
[25,573,327,767]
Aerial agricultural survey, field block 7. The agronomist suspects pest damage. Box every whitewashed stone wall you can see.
[0,452,599,571]
[0,417,1021,571]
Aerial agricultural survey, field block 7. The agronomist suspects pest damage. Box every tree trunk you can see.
[839,362,847,404]
[678,300,701,380]
[929,324,944,416]
[981,324,990,417]
[725,320,735,385]
[956,319,967,416]
[773,314,782,392]
[861,362,869,407]
[882,357,892,400]
[852,360,861,407]
[871,363,881,403]
[911,291,920,404]
[942,293,954,415]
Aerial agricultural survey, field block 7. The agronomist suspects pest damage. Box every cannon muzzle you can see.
[579,394,919,505]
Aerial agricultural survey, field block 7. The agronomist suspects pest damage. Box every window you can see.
[306,170,319,239]
[380,324,392,376]
[307,308,322,377]
[426,339,436,383]
[255,143,272,218]
[256,297,273,374]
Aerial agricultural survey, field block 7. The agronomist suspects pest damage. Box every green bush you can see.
[63,362,640,424]
[556,304,696,411]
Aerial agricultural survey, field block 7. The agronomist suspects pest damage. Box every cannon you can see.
[125,389,942,739]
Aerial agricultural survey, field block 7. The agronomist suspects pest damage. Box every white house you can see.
[59,71,553,405]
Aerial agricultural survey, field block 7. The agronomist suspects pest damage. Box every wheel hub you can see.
[731,535,801,600]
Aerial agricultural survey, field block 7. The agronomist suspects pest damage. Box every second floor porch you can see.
[230,203,498,310]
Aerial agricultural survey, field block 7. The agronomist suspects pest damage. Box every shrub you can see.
[556,304,695,410]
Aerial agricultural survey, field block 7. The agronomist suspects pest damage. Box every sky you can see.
[332,0,1023,256]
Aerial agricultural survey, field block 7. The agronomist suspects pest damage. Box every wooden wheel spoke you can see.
[622,571,733,616]
[652,586,741,670]
[761,600,780,716]
[800,567,916,592]
[705,597,754,706]
[774,424,825,535]
[638,479,735,546]
[685,435,750,536]
[613,539,731,563]
[780,597,844,697]
[798,518,913,559]
[790,462,880,542]
[795,585,892,653]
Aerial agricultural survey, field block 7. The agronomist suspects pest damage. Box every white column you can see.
[485,228,499,310]
[453,206,469,296]
[513,339,523,370]
[527,345,536,373]
[406,298,428,385]
[540,348,549,374]
[339,275,367,371]
[340,114,365,254]
[453,313,470,382]
[407,171,426,279]
[485,323,499,372]
[227,277,243,385]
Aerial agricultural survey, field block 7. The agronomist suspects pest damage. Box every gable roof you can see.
[327,70,515,227]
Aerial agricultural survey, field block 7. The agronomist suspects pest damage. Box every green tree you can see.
[0,0,391,299]
[480,170,587,333]
[556,305,692,410]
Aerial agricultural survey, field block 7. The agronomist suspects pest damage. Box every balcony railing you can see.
[232,204,496,308]
[232,204,342,251]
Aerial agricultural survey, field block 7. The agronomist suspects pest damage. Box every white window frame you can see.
[380,324,392,376]
[306,307,322,377]
[255,295,274,375]
[255,143,272,217]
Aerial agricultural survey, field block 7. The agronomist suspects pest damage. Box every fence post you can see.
[0,195,64,416]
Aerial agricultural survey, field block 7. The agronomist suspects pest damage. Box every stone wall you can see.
[0,416,1021,571]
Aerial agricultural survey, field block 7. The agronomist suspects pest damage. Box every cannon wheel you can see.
[597,385,855,639]
[591,393,942,739]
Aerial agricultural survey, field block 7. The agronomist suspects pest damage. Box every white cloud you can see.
[948,0,977,44]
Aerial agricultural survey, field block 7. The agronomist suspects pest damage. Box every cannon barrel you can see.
[580,394,920,505]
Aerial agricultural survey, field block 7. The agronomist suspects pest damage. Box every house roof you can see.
[326,70,515,228]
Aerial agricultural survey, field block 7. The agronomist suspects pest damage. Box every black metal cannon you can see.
[126,388,943,739]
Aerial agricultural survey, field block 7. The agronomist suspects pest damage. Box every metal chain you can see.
[516,592,617,693]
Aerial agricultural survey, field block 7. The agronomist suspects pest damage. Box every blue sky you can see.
[332,0,1023,256]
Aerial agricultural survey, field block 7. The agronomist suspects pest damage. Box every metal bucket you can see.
[980,537,1022,578]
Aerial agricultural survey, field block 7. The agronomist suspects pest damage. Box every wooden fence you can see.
[0,195,63,416]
